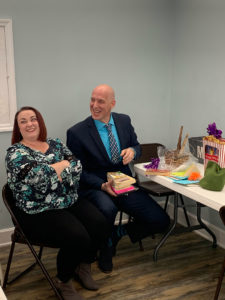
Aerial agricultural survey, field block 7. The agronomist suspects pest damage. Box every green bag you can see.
[199,161,225,191]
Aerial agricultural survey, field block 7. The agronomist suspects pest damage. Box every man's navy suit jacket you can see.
[66,112,141,191]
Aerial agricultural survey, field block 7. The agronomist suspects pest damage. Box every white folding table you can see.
[134,163,224,260]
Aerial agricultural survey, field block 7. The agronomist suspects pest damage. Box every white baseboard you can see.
[0,227,14,247]
[165,201,225,249]
[0,205,224,250]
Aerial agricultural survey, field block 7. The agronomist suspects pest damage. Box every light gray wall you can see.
[0,0,173,229]
[171,0,225,228]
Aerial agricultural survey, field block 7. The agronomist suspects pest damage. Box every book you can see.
[107,172,136,190]
[112,185,138,195]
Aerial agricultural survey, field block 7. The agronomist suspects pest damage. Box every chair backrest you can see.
[2,183,31,244]
[2,183,32,246]
[135,143,165,164]
[219,206,225,226]
[2,183,59,248]
[2,184,19,227]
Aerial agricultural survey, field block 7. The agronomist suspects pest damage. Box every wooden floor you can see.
[0,230,225,300]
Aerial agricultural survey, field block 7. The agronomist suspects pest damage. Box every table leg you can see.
[153,195,217,261]
[153,193,179,261]
[196,203,217,248]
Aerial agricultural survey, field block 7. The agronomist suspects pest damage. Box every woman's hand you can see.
[51,160,70,182]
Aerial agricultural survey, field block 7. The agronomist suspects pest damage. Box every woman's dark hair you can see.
[11,106,47,145]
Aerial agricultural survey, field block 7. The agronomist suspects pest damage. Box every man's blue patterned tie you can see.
[105,124,120,164]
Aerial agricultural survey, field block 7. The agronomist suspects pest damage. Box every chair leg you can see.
[24,241,63,300]
[38,246,44,259]
[3,244,44,287]
[121,213,145,251]
[3,240,15,288]
[118,211,123,226]
[138,240,144,251]
[214,257,225,300]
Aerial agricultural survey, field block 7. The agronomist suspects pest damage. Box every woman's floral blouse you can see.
[5,138,82,214]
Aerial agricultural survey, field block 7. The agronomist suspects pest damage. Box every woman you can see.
[5,106,109,300]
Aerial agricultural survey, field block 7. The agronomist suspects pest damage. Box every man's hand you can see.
[120,147,135,165]
[101,180,117,197]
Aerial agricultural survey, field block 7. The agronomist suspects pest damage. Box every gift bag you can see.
[203,136,225,169]
[199,161,225,191]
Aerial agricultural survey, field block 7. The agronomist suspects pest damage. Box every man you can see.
[67,84,170,273]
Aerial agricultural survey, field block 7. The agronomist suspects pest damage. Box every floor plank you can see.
[0,230,225,300]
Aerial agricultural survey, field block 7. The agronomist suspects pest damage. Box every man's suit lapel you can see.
[87,117,110,161]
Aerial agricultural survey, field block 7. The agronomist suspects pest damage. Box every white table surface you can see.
[134,163,225,212]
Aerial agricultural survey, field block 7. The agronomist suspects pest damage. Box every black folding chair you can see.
[2,183,63,300]
[132,143,191,256]
[134,143,190,225]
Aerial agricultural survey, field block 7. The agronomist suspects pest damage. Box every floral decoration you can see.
[207,122,222,139]
[144,158,160,170]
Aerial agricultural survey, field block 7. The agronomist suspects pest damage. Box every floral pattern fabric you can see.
[5,138,82,214]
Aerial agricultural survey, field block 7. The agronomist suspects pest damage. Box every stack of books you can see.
[107,172,137,194]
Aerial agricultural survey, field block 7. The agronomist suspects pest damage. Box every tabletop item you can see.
[203,122,225,170]
[188,136,204,164]
[164,126,189,168]
[144,169,171,176]
[171,163,201,178]
[203,135,225,169]
[207,122,222,139]
[134,162,225,211]
[172,179,200,185]
[144,158,160,169]
[169,166,201,185]
[200,161,225,191]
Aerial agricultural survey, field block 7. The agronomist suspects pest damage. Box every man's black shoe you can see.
[125,221,151,244]
[111,232,122,257]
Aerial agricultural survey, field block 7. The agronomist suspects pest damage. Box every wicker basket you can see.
[165,150,189,168]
